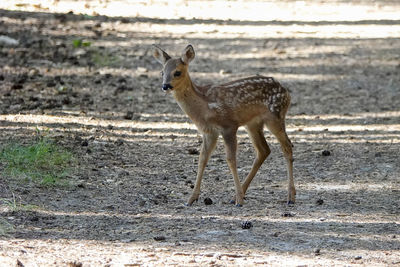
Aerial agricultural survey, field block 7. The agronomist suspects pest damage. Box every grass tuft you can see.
[0,217,13,237]
[0,138,75,186]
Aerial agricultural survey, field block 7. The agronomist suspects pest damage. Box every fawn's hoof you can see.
[230,200,243,207]
[287,200,295,205]
[186,197,198,206]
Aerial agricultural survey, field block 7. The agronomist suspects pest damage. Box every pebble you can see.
[322,150,331,156]
[272,232,280,237]
[187,148,199,155]
[11,83,23,90]
[204,197,213,205]
[124,111,133,120]
[0,35,19,46]
[281,212,295,217]
[241,221,253,229]
[153,236,166,241]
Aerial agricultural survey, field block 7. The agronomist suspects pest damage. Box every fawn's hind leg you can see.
[231,119,271,203]
[265,117,295,204]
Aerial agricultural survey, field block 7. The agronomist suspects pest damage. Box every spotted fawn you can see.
[153,44,295,206]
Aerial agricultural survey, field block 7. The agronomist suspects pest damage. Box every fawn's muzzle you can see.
[162,83,173,91]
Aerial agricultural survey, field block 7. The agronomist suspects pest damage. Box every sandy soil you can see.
[0,1,399,266]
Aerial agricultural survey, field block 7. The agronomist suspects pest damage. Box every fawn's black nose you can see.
[162,83,173,91]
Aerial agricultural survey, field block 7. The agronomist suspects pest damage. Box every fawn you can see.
[152,44,295,206]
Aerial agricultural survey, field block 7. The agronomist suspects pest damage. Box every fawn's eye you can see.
[174,71,181,77]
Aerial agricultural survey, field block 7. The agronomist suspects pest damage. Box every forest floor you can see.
[0,0,399,266]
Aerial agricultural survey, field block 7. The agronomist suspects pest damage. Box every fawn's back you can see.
[199,76,291,126]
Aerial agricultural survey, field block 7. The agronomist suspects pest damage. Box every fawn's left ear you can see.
[152,44,171,65]
[181,45,195,65]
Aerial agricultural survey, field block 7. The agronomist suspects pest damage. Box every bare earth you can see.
[0,1,399,266]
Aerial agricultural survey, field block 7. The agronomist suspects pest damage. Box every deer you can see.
[152,44,295,207]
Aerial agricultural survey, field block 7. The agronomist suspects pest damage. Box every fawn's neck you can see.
[172,75,209,128]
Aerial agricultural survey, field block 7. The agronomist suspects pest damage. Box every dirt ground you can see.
[0,0,399,266]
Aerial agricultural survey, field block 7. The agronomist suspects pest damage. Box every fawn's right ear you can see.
[152,44,171,65]
[181,45,195,65]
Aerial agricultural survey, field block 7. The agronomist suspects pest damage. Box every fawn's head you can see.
[153,44,195,92]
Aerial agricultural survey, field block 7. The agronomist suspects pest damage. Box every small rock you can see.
[316,199,324,205]
[219,69,232,75]
[281,212,295,217]
[354,256,362,260]
[153,236,166,241]
[0,35,19,46]
[29,96,39,102]
[204,197,213,205]
[272,232,280,237]
[117,77,127,83]
[62,97,71,105]
[67,261,82,267]
[241,220,253,229]
[11,83,23,90]
[16,259,25,267]
[124,111,133,120]
[314,248,321,255]
[28,68,39,77]
[322,150,331,156]
[46,81,56,87]
[187,148,199,155]
[57,86,69,94]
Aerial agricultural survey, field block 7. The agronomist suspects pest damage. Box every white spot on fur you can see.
[208,102,220,110]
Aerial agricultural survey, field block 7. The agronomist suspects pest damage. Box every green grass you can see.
[0,139,75,186]
[72,39,91,48]
[1,194,39,212]
[0,217,13,237]
[91,50,119,67]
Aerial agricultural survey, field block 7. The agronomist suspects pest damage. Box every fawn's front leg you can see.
[222,128,245,207]
[187,131,218,206]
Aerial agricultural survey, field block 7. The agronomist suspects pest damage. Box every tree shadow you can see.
[0,7,399,261]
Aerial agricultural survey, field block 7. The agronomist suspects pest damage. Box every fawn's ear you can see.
[181,45,195,64]
[152,44,171,65]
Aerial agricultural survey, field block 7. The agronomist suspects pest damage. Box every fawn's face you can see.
[153,45,195,92]
[160,59,187,91]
